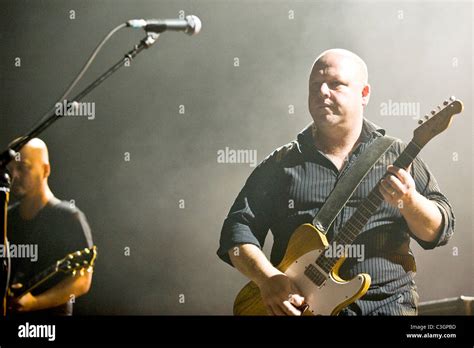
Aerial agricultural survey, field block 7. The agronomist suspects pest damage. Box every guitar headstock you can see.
[413,96,463,147]
[56,246,98,276]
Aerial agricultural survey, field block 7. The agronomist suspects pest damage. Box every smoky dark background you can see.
[0,0,472,314]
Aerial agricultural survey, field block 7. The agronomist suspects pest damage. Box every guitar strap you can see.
[312,135,397,234]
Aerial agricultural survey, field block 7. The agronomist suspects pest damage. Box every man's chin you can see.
[313,112,341,126]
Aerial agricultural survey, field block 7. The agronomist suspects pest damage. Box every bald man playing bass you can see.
[6,138,93,315]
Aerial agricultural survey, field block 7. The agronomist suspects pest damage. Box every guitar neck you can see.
[15,263,59,298]
[316,140,422,272]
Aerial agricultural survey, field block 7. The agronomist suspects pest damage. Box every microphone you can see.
[127,15,202,35]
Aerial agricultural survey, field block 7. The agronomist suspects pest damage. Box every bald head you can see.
[313,48,368,85]
[21,138,50,166]
[8,138,52,199]
[9,137,50,166]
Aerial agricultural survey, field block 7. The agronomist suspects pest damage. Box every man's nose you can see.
[319,82,331,98]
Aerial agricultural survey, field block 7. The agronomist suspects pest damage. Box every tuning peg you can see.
[83,261,89,265]
[443,100,449,106]
[80,269,85,276]
[75,251,81,256]
[72,270,77,276]
[424,114,430,119]
[68,254,74,259]
[437,105,442,110]
[418,120,423,124]
[84,248,90,253]
[431,110,436,115]
[450,96,456,101]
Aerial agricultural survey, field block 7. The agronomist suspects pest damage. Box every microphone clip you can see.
[143,32,160,47]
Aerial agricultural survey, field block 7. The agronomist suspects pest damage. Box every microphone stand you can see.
[0,31,160,316]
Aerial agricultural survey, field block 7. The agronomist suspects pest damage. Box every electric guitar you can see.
[234,97,464,315]
[8,245,97,300]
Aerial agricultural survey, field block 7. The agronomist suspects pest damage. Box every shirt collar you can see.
[297,118,386,154]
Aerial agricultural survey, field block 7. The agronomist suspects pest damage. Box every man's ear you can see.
[43,163,51,179]
[362,84,371,107]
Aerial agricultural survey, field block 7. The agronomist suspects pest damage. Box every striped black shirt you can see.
[217,119,455,315]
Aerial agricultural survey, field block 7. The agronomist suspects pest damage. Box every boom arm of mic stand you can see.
[0,32,160,167]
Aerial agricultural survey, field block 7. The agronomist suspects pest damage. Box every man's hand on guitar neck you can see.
[229,243,305,316]
[379,165,444,243]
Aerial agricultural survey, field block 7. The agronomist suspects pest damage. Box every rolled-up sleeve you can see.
[217,151,281,266]
[409,155,455,250]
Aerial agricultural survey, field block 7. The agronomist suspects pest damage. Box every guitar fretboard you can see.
[16,263,59,298]
[314,140,422,273]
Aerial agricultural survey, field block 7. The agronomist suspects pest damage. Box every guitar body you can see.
[233,223,371,315]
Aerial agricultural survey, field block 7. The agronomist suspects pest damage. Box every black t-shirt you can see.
[8,199,93,315]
